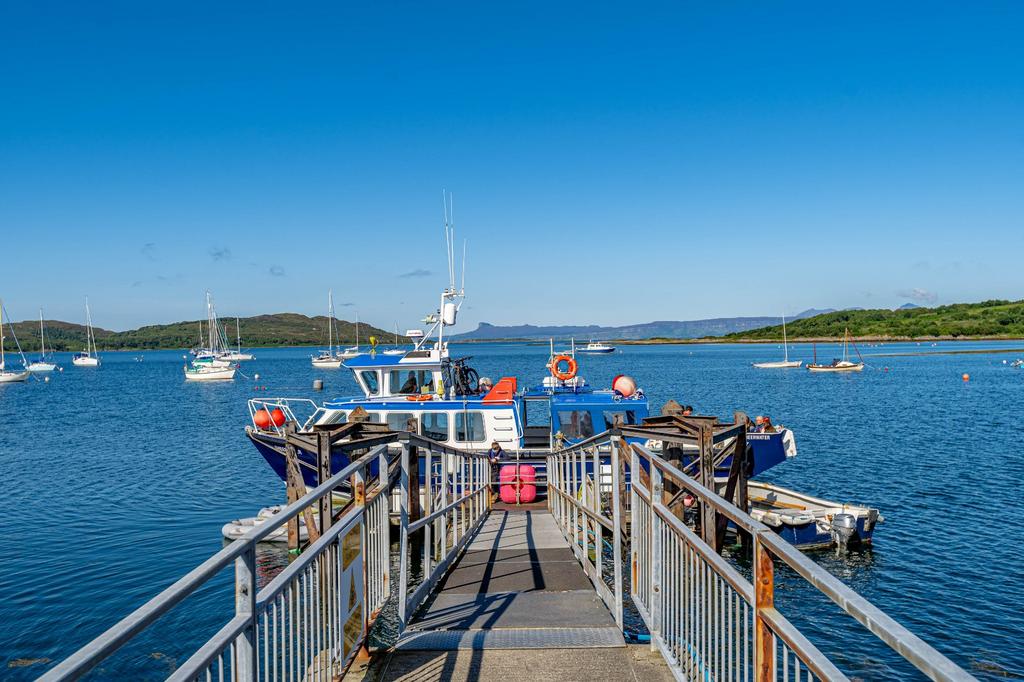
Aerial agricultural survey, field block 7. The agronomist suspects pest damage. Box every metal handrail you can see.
[41,439,395,681]
[549,429,972,681]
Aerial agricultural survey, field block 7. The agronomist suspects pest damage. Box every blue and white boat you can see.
[578,340,615,354]
[245,285,797,489]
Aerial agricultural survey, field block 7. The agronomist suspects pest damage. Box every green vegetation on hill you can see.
[726,300,1024,340]
[4,315,403,352]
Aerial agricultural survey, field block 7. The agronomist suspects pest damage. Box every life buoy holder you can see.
[406,394,433,401]
[550,354,578,381]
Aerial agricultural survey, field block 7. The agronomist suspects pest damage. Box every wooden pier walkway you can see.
[365,508,672,681]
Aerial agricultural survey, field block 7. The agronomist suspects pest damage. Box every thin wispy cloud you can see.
[209,247,232,262]
[268,265,285,277]
[141,242,158,262]
[399,268,432,279]
[338,302,355,307]
[897,288,938,304]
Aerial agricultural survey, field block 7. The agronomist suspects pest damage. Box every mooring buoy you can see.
[313,379,324,391]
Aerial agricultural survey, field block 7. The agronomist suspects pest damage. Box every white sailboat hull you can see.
[184,366,236,381]
[753,360,803,369]
[0,370,30,383]
[311,357,344,368]
[220,352,254,361]
[807,362,864,373]
[27,362,57,372]
[73,356,100,367]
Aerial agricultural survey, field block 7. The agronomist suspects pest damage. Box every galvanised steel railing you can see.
[39,431,489,682]
[397,436,492,630]
[547,435,625,630]
[548,430,974,682]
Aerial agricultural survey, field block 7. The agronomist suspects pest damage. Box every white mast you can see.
[782,314,789,362]
[1,299,6,369]
[85,297,95,355]
[39,309,46,358]
[328,289,335,355]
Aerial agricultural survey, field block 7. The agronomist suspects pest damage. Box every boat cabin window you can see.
[558,410,596,440]
[386,412,416,431]
[602,410,637,429]
[420,412,449,441]
[320,410,348,426]
[455,412,485,442]
[358,370,380,395]
[389,369,435,395]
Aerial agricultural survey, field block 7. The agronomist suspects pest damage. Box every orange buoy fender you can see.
[270,408,287,427]
[253,409,272,429]
[550,355,578,381]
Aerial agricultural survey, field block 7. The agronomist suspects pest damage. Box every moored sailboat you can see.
[311,290,344,368]
[807,328,864,372]
[220,318,254,361]
[753,314,802,368]
[26,309,58,372]
[186,293,237,379]
[0,299,30,383]
[72,298,101,367]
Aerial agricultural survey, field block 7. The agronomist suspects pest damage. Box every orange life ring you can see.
[406,394,432,401]
[550,354,578,381]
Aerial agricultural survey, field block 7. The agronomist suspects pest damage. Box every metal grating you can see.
[395,627,626,651]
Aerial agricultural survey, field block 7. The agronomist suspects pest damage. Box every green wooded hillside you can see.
[726,300,1024,340]
[3,315,403,352]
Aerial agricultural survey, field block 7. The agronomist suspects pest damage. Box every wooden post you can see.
[754,534,775,681]
[283,423,320,550]
[698,423,717,550]
[317,430,332,535]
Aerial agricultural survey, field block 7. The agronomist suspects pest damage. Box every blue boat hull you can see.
[761,515,878,550]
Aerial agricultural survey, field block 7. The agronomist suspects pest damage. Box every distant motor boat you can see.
[381,348,407,356]
[753,313,801,368]
[72,298,101,367]
[184,364,236,381]
[338,346,361,359]
[747,481,882,550]
[578,341,615,354]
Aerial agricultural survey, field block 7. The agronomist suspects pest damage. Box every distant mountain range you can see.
[453,308,833,341]
[2,315,399,352]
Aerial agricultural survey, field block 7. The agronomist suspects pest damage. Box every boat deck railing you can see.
[40,427,975,681]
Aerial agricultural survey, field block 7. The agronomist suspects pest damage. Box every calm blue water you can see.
[2,342,1022,679]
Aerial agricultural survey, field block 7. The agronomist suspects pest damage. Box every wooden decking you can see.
[354,509,672,681]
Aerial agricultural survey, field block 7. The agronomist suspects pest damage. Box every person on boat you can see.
[762,416,777,433]
[487,441,506,464]
[682,405,694,416]
[399,371,418,394]
[478,376,493,394]
[753,415,765,432]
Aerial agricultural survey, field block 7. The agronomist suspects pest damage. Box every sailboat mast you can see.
[207,293,215,352]
[782,314,789,362]
[328,290,334,354]
[39,309,45,357]
[236,318,241,353]
[1,299,6,367]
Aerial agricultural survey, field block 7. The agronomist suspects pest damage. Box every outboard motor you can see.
[830,513,858,549]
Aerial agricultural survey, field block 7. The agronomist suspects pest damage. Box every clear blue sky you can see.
[2,2,1022,331]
